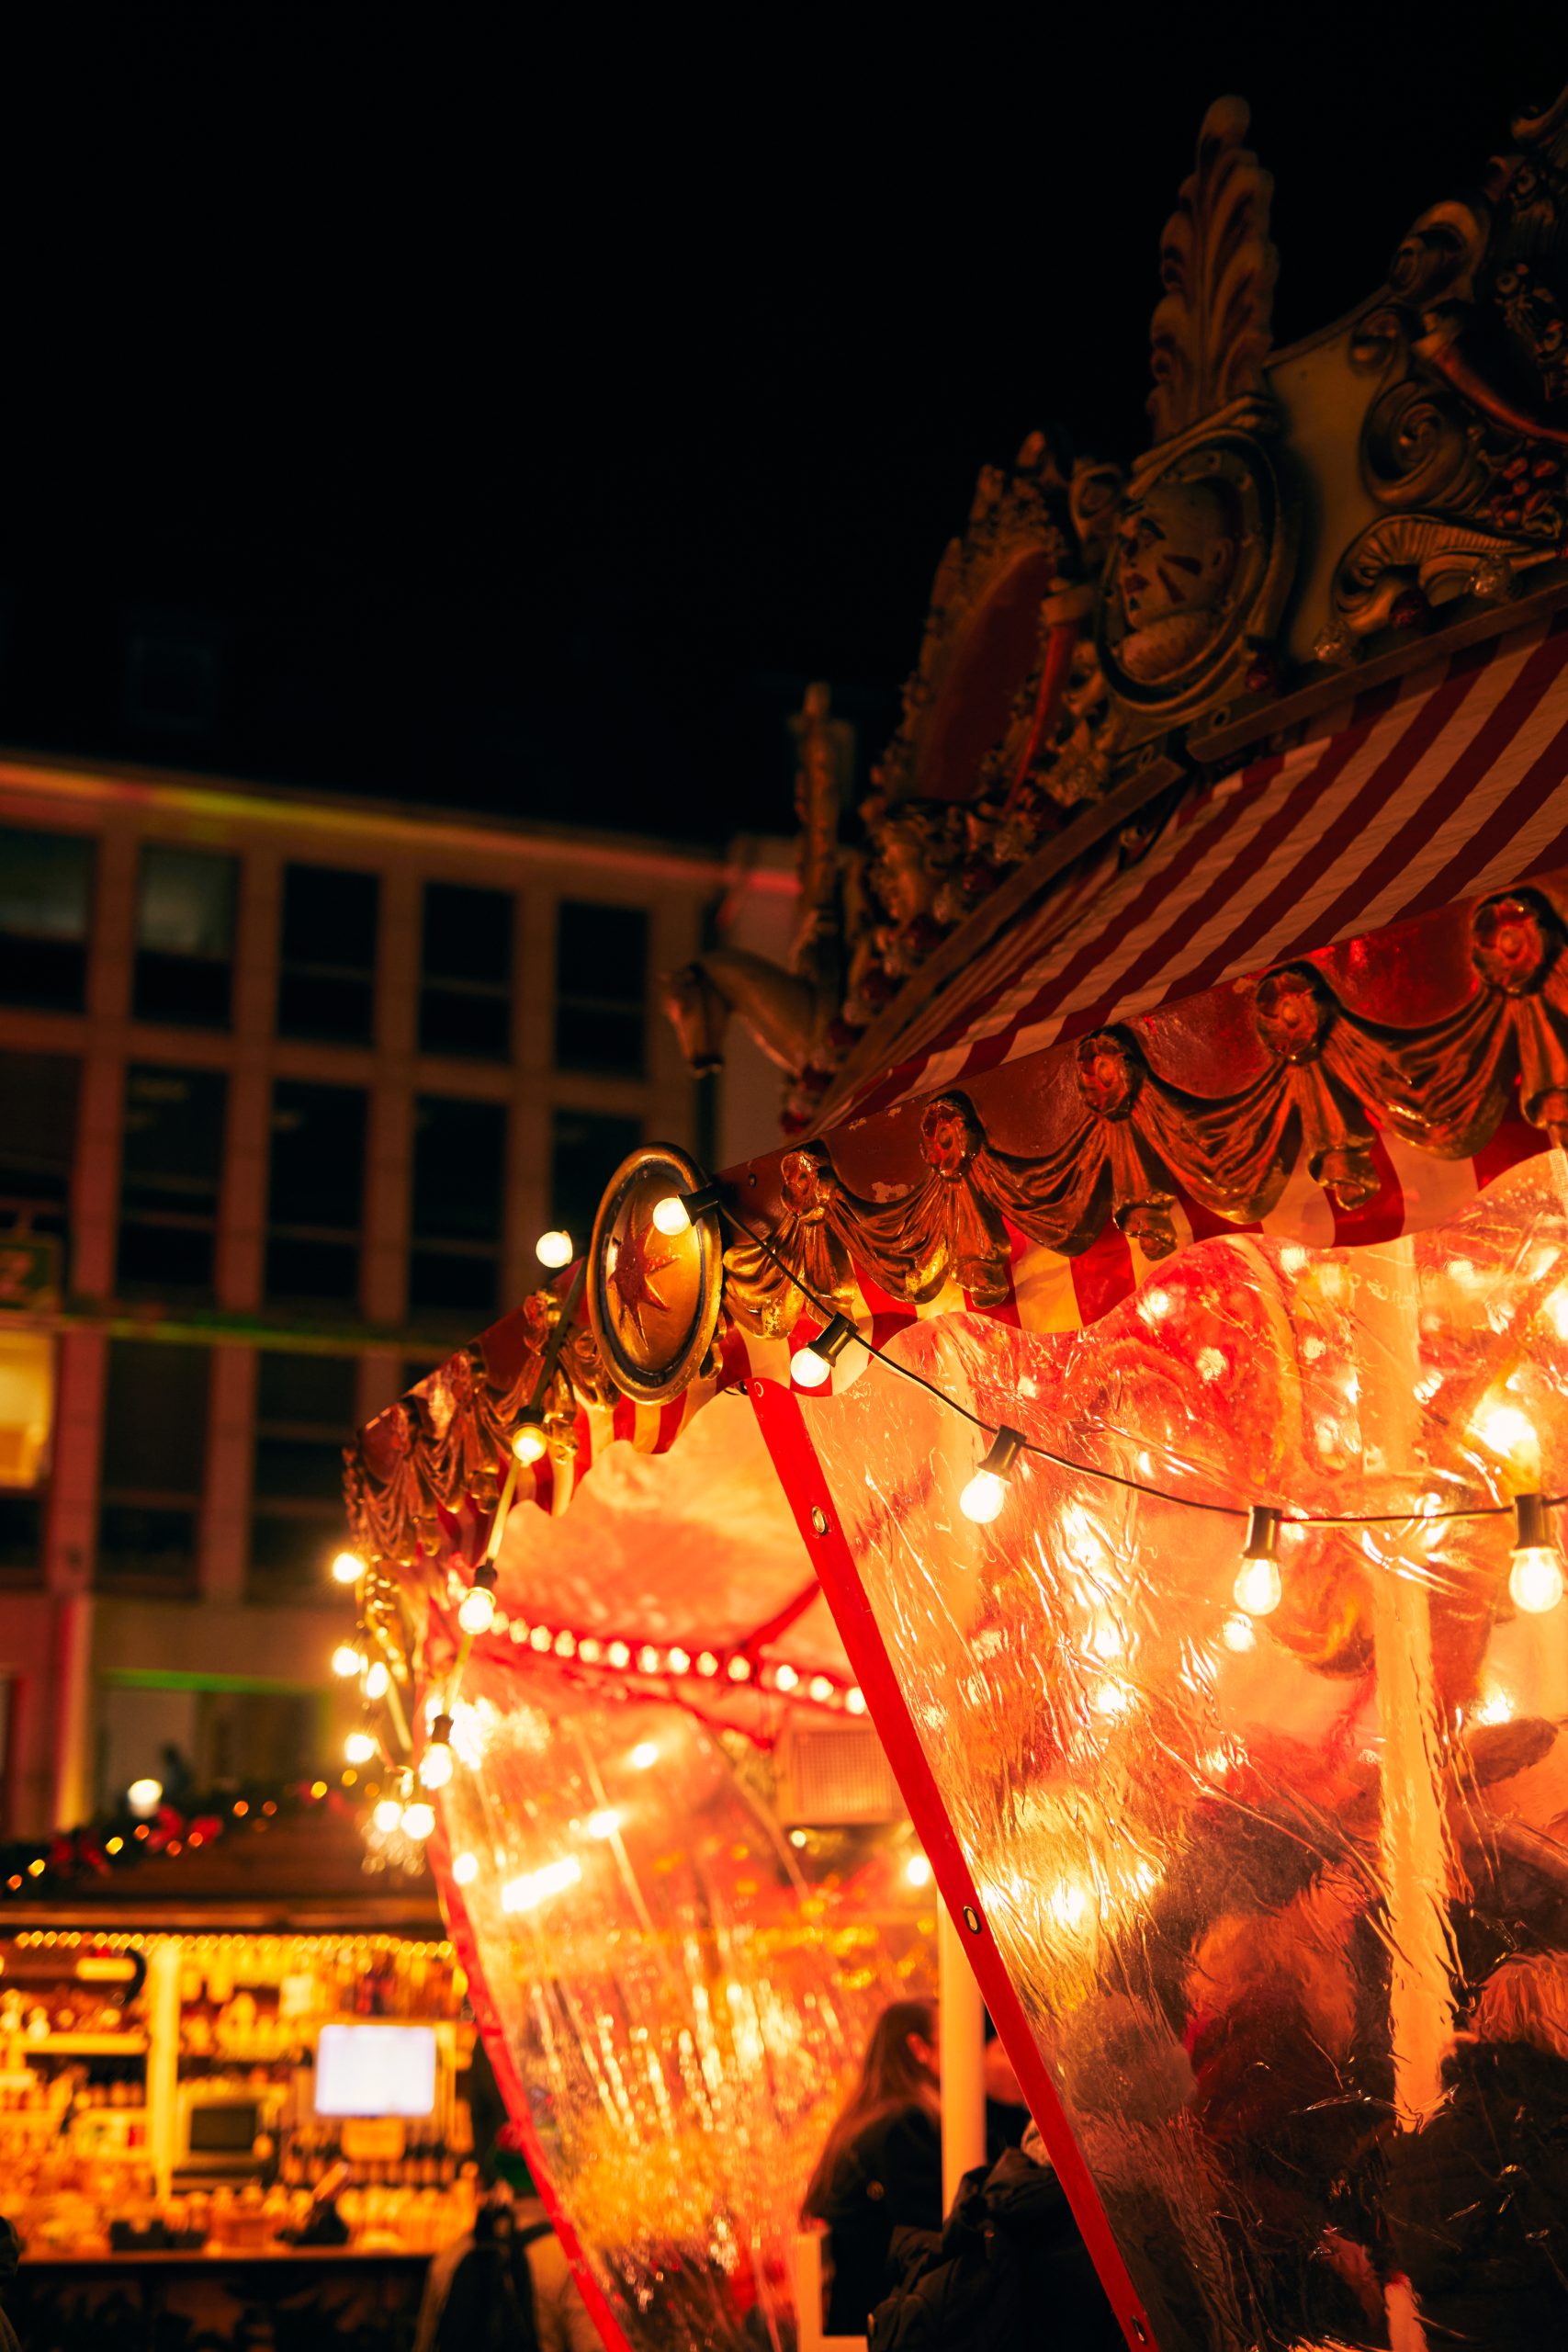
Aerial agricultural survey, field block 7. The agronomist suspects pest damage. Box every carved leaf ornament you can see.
[1148,96,1277,445]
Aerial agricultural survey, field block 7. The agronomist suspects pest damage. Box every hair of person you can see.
[800,1997,937,2222]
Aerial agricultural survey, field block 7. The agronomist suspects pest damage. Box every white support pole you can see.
[938,1899,987,2209]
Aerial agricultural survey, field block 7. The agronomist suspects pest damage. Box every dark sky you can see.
[3,13,1562,842]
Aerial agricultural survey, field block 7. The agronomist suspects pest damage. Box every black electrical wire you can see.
[716,1199,1552,1535]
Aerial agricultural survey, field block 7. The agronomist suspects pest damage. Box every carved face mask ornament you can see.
[1112,476,1242,683]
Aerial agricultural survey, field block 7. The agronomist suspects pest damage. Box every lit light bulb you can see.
[960,1430,1023,1525]
[1510,1494,1565,1613]
[344,1731,376,1766]
[630,1741,659,1770]
[1512,1549,1565,1613]
[458,1585,496,1637]
[652,1194,692,1237]
[905,1853,932,1889]
[536,1229,573,1270]
[365,1661,391,1701]
[419,1743,454,1791]
[372,1798,404,1833]
[788,1828,808,1849]
[808,1675,834,1702]
[727,1655,753,1682]
[587,1808,621,1839]
[1234,1505,1283,1616]
[845,1687,867,1715]
[512,1419,548,1464]
[126,1778,163,1818]
[960,1471,1006,1524]
[1234,1558,1283,1617]
[773,1663,799,1693]
[332,1644,364,1679]
[606,1640,631,1669]
[667,1646,691,1675]
[1221,1614,1258,1654]
[401,1802,435,1841]
[451,1851,479,1886]
[331,1550,365,1586]
[695,1652,719,1678]
[789,1315,855,1392]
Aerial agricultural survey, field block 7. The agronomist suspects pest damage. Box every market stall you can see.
[342,84,1568,2352]
[1,1794,476,2350]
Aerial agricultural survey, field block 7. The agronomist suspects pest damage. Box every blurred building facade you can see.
[0,751,793,1837]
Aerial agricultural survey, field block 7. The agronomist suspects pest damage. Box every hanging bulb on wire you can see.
[791,1314,855,1390]
[961,1429,1024,1525]
[1233,1506,1283,1616]
[419,1713,456,1790]
[512,1418,548,1465]
[332,1644,364,1679]
[344,1730,376,1767]
[652,1182,720,1238]
[365,1660,391,1701]
[535,1229,573,1270]
[401,1802,436,1842]
[331,1550,365,1586]
[1510,1493,1566,1613]
[458,1567,498,1637]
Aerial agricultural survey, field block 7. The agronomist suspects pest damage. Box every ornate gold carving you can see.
[587,1144,724,1405]
[1148,96,1278,446]
[1322,89,1568,652]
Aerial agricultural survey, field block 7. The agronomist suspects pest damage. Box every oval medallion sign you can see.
[588,1144,724,1405]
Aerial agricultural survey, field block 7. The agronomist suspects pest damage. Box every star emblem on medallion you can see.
[608,1212,680,1349]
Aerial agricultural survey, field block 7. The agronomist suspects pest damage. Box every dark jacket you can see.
[1386,2039,1568,2348]
[869,2146,1122,2352]
[816,2101,942,2336]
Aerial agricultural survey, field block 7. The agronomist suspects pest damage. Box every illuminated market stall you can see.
[342,86,1568,2352]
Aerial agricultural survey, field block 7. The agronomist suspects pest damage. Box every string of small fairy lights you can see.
[333,1173,1568,1838]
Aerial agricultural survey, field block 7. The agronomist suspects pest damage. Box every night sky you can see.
[4,13,1562,842]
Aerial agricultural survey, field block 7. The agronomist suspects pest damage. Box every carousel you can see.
[342,85,1568,2352]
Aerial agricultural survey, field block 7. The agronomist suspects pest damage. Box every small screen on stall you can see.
[189,2102,261,2153]
[313,2023,437,2119]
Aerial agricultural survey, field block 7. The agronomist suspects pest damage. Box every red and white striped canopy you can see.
[841,611,1568,1125]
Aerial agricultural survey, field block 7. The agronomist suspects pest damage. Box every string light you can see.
[344,1731,376,1766]
[630,1742,659,1770]
[512,1418,548,1465]
[651,1182,721,1238]
[365,1660,391,1701]
[905,1853,932,1889]
[458,1566,498,1637]
[401,1802,436,1841]
[451,1851,479,1886]
[791,1314,855,1390]
[536,1229,574,1270]
[332,1644,364,1679]
[1510,1494,1566,1613]
[372,1797,404,1833]
[419,1714,456,1791]
[961,1429,1024,1525]
[1234,1507,1284,1617]
[126,1779,163,1818]
[331,1550,365,1586]
[773,1664,799,1693]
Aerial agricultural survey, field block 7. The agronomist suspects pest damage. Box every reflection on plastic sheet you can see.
[807,1154,1568,2352]
[436,1657,933,2352]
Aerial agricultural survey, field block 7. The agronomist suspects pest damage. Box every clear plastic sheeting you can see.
[436,1654,933,2352]
[804,1153,1568,2352]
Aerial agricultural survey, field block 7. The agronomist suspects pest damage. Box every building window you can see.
[0,1329,54,1589]
[0,827,94,1011]
[249,1351,359,1601]
[555,900,648,1077]
[0,1052,79,1250]
[134,844,240,1028]
[419,883,513,1060]
[551,1107,641,1261]
[409,1097,506,1322]
[117,1066,227,1299]
[277,863,378,1045]
[97,1340,209,1590]
[265,1080,367,1306]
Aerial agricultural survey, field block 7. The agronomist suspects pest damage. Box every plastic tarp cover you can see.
[803,1151,1568,2352]
[433,1653,933,2352]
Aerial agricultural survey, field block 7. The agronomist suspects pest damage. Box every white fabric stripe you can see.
[872,625,1565,1111]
